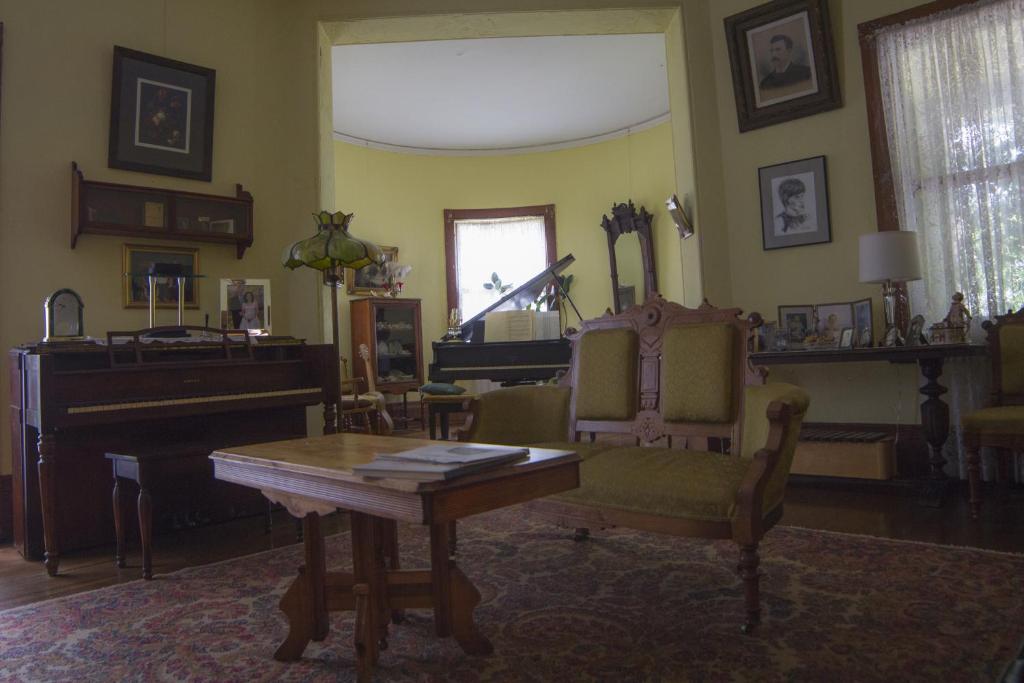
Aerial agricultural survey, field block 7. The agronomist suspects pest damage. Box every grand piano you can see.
[429,254,577,385]
[8,327,337,575]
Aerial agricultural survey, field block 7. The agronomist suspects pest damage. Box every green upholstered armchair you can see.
[461,298,809,633]
[964,306,1024,518]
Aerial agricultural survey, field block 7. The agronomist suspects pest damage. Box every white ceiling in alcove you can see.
[332,34,670,156]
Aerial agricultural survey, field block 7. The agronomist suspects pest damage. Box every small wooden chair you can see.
[964,306,1024,518]
[340,345,394,434]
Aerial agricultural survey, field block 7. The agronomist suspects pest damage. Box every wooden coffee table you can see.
[210,433,578,681]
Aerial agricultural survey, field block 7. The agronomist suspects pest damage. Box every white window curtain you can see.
[454,215,548,322]
[877,0,1024,481]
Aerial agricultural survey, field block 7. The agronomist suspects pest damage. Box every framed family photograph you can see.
[815,301,853,345]
[219,278,271,332]
[346,245,398,296]
[122,244,199,309]
[853,298,873,347]
[108,46,216,181]
[759,155,831,250]
[723,0,841,132]
[778,305,815,346]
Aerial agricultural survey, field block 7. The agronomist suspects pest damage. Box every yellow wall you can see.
[0,0,934,481]
[333,124,677,349]
[689,0,928,424]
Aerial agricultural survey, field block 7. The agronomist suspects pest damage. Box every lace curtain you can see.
[877,0,1024,480]
[454,215,548,322]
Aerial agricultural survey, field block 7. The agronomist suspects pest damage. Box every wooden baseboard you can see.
[0,474,11,543]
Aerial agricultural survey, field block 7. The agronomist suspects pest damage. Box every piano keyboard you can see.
[67,387,323,415]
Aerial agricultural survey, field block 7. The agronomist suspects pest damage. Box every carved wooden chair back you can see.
[983,306,1024,407]
[563,297,758,452]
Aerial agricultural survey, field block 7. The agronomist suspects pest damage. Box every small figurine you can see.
[943,292,972,330]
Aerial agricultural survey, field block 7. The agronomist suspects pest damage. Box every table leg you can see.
[918,357,951,478]
[428,406,438,440]
[37,433,59,576]
[137,481,153,580]
[273,512,328,661]
[429,522,453,637]
[440,412,451,440]
[350,513,382,672]
[112,477,126,569]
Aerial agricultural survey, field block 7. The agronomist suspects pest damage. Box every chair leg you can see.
[966,446,982,519]
[737,543,761,634]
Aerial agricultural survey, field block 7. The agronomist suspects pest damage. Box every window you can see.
[443,205,557,322]
[860,0,1024,319]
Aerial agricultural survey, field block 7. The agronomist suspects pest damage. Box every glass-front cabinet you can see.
[350,297,423,394]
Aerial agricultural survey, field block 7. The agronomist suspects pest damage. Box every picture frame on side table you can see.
[778,304,815,348]
[759,155,831,251]
[108,46,216,181]
[839,327,854,348]
[346,245,397,296]
[723,0,841,132]
[123,244,199,309]
[815,301,854,346]
[853,298,873,347]
[219,278,271,332]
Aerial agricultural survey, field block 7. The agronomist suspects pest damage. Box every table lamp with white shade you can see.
[858,231,922,346]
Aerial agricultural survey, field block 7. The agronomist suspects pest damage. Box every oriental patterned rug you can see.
[1,509,1022,682]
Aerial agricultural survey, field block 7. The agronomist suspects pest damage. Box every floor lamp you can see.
[283,210,384,434]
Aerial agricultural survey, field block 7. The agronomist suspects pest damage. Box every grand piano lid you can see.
[458,253,576,338]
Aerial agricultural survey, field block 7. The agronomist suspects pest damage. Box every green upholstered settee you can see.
[459,297,809,633]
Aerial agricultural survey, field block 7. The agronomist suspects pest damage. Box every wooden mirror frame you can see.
[602,200,656,314]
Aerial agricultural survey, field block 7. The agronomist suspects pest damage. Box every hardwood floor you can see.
[2,427,1021,613]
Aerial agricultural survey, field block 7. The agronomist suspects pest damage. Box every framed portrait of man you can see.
[724,0,841,132]
[758,155,831,250]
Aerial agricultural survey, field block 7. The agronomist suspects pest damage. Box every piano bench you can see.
[421,393,479,440]
[105,449,210,580]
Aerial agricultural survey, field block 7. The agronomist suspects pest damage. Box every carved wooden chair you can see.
[964,306,1024,518]
[460,298,809,632]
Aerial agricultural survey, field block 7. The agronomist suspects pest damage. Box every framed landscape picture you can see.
[108,46,216,181]
[723,0,841,132]
[759,155,831,250]
[122,244,199,309]
[219,278,271,332]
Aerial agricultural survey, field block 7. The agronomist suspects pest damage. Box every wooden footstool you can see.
[106,449,209,579]
[421,393,478,440]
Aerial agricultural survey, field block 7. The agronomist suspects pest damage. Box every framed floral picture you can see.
[724,0,841,132]
[108,46,216,181]
[346,246,397,296]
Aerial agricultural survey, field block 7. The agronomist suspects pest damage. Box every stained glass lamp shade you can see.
[282,210,384,433]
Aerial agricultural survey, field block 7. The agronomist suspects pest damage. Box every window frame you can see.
[857,0,983,232]
[443,204,557,318]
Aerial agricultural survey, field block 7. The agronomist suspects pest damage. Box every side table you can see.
[421,394,478,440]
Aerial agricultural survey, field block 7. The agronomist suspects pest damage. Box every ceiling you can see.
[332,34,669,156]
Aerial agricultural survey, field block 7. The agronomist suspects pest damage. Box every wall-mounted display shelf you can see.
[71,162,254,259]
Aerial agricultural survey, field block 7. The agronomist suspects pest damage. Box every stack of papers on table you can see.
[352,444,530,481]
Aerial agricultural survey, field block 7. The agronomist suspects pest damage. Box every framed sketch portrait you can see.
[724,0,841,132]
[346,246,397,296]
[759,155,831,250]
[219,278,271,332]
[122,244,199,309]
[108,46,216,181]
[778,305,815,346]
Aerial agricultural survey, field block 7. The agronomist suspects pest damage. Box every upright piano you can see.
[429,255,576,385]
[8,328,337,575]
